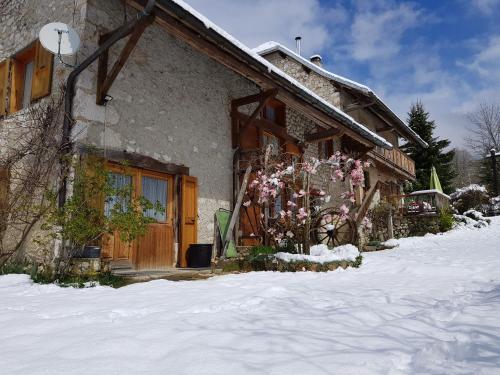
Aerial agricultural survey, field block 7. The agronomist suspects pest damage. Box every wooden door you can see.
[135,171,174,270]
[101,165,174,270]
[101,167,136,262]
[180,175,198,267]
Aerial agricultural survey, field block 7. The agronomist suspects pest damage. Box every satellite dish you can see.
[39,22,80,56]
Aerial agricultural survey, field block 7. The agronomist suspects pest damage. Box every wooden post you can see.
[222,165,251,258]
[491,149,499,197]
[387,206,394,239]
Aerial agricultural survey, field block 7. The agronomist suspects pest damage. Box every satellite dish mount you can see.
[39,22,81,68]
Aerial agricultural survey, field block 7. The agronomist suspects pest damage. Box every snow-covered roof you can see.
[253,41,428,148]
[159,0,392,149]
[409,189,451,199]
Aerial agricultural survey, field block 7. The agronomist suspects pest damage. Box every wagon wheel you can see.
[312,209,356,248]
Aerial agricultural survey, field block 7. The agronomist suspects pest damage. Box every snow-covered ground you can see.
[1,219,500,375]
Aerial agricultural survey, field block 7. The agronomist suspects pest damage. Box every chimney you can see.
[310,54,323,67]
[295,36,302,55]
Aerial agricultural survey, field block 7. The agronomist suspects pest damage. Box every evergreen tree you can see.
[401,102,457,194]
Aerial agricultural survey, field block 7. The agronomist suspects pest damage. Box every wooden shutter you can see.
[0,60,9,116]
[31,40,53,101]
[180,175,198,267]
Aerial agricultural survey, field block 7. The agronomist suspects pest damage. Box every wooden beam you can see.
[305,127,342,143]
[239,89,278,132]
[234,112,298,143]
[78,145,189,175]
[344,101,375,113]
[232,88,278,107]
[96,14,155,105]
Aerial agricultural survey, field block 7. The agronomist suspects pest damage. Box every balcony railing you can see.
[371,146,415,178]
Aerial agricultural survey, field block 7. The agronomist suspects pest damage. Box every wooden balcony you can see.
[369,146,416,179]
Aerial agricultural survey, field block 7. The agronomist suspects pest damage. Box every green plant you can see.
[55,271,126,288]
[40,157,163,277]
[278,238,298,254]
[249,245,277,257]
[438,209,455,232]
[0,262,28,275]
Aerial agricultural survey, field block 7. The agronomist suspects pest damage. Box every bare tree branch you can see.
[465,103,500,156]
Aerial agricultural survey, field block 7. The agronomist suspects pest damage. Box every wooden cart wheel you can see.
[312,210,356,248]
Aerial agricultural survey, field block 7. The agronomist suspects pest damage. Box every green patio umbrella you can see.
[429,165,443,193]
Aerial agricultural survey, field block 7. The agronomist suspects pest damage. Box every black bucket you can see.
[74,246,101,258]
[186,244,213,268]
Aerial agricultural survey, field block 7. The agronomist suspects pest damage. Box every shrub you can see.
[450,184,489,214]
[438,209,455,232]
[249,245,276,258]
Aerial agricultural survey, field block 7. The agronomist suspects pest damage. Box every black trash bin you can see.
[186,244,213,268]
[74,245,101,258]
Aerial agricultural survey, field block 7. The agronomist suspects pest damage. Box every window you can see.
[141,175,167,222]
[0,40,53,116]
[318,139,334,159]
[104,172,133,217]
[262,99,286,126]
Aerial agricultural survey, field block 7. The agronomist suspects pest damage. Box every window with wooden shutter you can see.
[1,40,53,115]
[0,60,8,117]
[31,40,53,101]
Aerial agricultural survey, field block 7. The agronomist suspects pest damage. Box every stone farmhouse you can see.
[0,0,426,271]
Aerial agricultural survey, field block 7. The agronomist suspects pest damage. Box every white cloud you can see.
[349,3,423,61]
[184,0,338,55]
[461,35,500,82]
[180,0,500,151]
[470,0,500,14]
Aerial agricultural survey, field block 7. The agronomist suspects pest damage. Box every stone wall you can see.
[73,0,259,243]
[0,0,88,266]
[265,51,341,107]
[369,210,440,243]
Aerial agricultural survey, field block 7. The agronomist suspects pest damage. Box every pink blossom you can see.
[287,200,297,207]
[339,204,349,218]
[350,167,364,186]
[243,200,251,207]
[363,161,371,168]
[296,207,308,220]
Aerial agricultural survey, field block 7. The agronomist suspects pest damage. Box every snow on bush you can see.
[381,239,399,248]
[450,184,487,199]
[454,210,490,229]
[450,184,489,214]
[275,244,359,264]
[464,209,486,221]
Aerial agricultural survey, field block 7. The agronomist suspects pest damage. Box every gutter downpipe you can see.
[59,0,156,208]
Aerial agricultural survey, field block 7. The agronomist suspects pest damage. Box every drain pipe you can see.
[59,0,156,207]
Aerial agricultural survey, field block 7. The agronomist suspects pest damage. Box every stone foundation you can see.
[68,258,108,277]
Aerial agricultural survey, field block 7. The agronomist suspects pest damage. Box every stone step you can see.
[109,260,134,270]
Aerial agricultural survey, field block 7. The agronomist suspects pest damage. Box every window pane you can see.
[104,173,132,217]
[142,176,167,221]
[22,61,34,109]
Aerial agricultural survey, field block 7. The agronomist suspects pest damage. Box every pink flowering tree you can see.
[241,146,369,253]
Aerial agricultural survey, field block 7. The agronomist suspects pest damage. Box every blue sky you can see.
[187,0,500,151]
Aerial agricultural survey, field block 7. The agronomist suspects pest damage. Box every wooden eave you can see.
[127,0,384,150]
